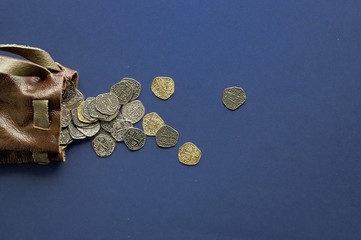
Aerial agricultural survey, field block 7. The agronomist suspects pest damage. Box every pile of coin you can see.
[60,77,198,164]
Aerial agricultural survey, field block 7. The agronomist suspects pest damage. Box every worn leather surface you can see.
[0,55,78,164]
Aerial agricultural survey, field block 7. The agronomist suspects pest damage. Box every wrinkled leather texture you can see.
[0,56,78,164]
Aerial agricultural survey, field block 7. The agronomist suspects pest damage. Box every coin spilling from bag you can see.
[60,77,188,162]
[0,44,247,165]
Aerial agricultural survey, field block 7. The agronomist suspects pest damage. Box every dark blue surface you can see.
[1,1,361,239]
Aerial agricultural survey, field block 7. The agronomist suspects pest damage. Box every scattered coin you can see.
[155,125,179,148]
[151,76,175,100]
[92,133,116,157]
[110,79,133,104]
[123,128,146,151]
[110,119,133,142]
[222,86,246,110]
[122,78,141,101]
[178,142,202,166]
[142,112,165,136]
[95,92,120,116]
[122,100,145,124]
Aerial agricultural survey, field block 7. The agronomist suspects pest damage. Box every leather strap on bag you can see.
[0,44,61,72]
[0,56,51,79]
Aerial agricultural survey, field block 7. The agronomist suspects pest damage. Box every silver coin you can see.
[77,122,101,137]
[62,87,84,109]
[68,121,86,139]
[110,80,133,104]
[61,104,72,128]
[60,127,73,146]
[92,133,116,157]
[155,125,179,148]
[222,87,247,111]
[122,78,141,101]
[111,119,133,142]
[89,98,109,119]
[100,112,124,132]
[71,107,90,127]
[122,100,145,124]
[123,128,146,151]
[95,92,120,116]
[82,97,98,122]
[101,108,119,122]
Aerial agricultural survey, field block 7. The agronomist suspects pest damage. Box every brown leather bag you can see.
[0,44,78,164]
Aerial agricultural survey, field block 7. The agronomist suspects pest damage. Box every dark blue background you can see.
[1,1,361,239]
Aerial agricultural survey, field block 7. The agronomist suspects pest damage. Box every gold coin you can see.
[151,76,175,100]
[77,102,94,123]
[142,112,165,136]
[178,142,202,166]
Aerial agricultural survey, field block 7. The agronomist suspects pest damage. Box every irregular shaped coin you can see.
[77,122,101,137]
[151,76,175,100]
[77,102,94,123]
[142,112,165,136]
[155,125,179,148]
[71,107,89,127]
[111,119,133,142]
[95,92,120,115]
[92,133,116,157]
[81,97,98,122]
[122,100,145,124]
[62,87,84,109]
[222,86,246,111]
[60,127,73,146]
[123,128,146,151]
[178,142,202,166]
[122,78,141,101]
[68,121,86,140]
[110,80,133,104]
[61,104,71,128]
[89,98,109,119]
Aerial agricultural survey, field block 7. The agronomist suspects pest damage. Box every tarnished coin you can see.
[222,86,247,111]
[101,109,119,122]
[89,98,109,119]
[155,125,179,148]
[122,78,141,101]
[71,107,89,127]
[62,87,84,109]
[142,112,165,136]
[77,102,94,123]
[95,92,120,116]
[101,112,125,132]
[92,133,116,157]
[178,142,202,166]
[151,76,175,100]
[68,121,86,139]
[82,97,98,122]
[77,122,101,137]
[110,80,133,104]
[61,104,72,128]
[60,127,73,146]
[123,128,146,151]
[122,100,145,124]
[110,119,133,141]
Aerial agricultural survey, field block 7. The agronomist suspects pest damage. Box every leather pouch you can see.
[0,44,78,164]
